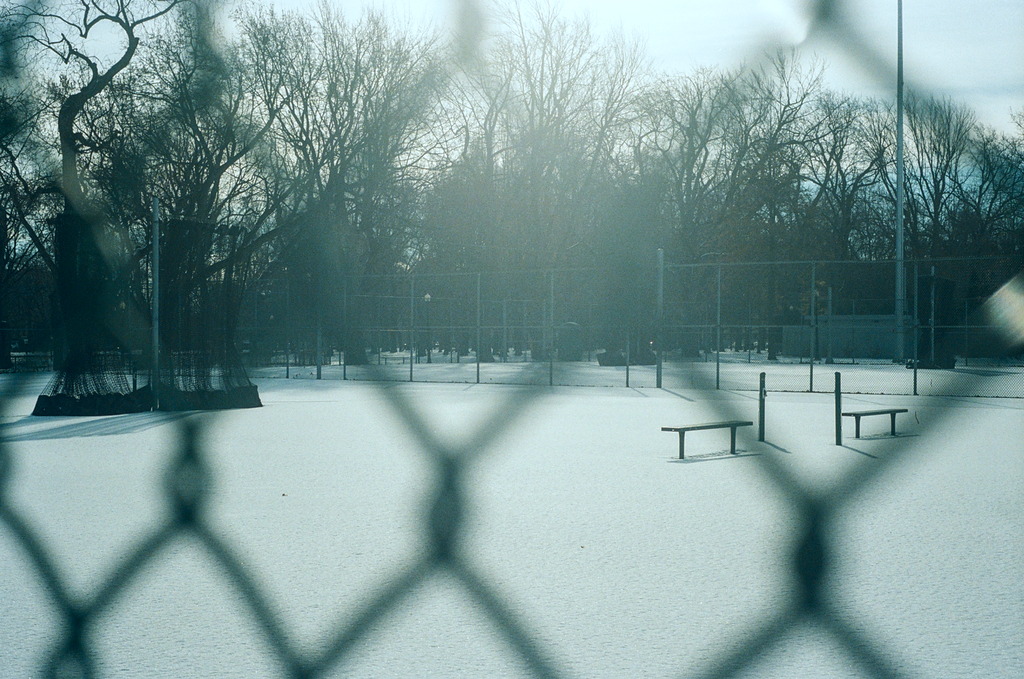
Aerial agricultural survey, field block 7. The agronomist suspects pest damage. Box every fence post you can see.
[285,272,291,379]
[913,262,919,394]
[963,298,969,368]
[835,371,842,445]
[316,315,322,380]
[758,371,766,441]
[549,270,554,387]
[625,328,631,388]
[809,261,816,392]
[502,298,508,363]
[342,279,348,380]
[656,248,664,389]
[716,264,721,390]
[476,273,481,384]
[929,265,936,365]
[405,276,409,383]
[826,286,833,364]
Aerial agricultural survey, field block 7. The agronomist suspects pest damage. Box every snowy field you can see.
[1,374,1022,678]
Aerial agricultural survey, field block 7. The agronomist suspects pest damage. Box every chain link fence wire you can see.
[234,257,1022,397]
[2,0,1023,677]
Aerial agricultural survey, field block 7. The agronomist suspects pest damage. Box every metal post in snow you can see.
[625,328,631,388]
[834,371,843,445]
[476,273,481,384]
[930,265,936,365]
[716,264,721,390]
[827,286,834,364]
[405,276,409,383]
[809,261,816,392]
[342,279,348,380]
[964,298,969,368]
[656,248,664,389]
[758,371,766,442]
[913,262,919,394]
[151,196,160,410]
[747,299,752,364]
[316,315,322,380]
[285,272,291,379]
[549,270,555,387]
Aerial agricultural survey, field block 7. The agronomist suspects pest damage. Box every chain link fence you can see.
[236,256,1023,398]
[2,0,1023,678]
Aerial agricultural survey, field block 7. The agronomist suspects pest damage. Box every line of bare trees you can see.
[1,0,1022,369]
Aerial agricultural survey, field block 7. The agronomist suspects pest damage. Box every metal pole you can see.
[809,262,816,392]
[716,265,721,390]
[834,372,843,445]
[405,276,409,383]
[476,273,481,384]
[827,286,834,364]
[285,273,291,379]
[747,299,752,363]
[342,279,348,380]
[656,248,664,388]
[913,262,919,394]
[425,294,431,364]
[895,0,906,362]
[625,328,630,388]
[316,315,322,380]
[758,371,766,442]
[930,265,936,364]
[549,270,554,387]
[151,196,160,410]
[964,299,969,368]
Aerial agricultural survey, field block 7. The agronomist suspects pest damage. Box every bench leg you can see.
[855,416,861,439]
[730,427,737,454]
[678,431,686,460]
[890,412,897,436]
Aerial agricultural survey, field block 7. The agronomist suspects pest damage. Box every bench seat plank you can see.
[662,420,753,433]
[841,408,907,417]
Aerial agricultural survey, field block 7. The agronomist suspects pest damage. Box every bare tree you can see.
[425,1,646,274]
[635,67,742,261]
[950,125,1024,258]
[801,92,881,259]
[904,95,975,257]
[0,82,54,367]
[254,4,446,361]
[6,0,188,413]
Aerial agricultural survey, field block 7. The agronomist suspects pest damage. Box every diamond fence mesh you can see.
[1,0,1023,678]
[237,257,1023,397]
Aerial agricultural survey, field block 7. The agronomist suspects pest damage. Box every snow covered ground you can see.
[1,375,1022,678]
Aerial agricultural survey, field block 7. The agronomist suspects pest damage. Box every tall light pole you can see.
[895,0,906,361]
[151,196,160,410]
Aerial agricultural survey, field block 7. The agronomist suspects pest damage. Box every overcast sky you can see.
[258,0,1022,133]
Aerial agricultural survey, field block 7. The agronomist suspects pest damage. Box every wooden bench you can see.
[841,408,908,438]
[662,421,753,459]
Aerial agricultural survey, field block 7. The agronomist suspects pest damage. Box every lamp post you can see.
[151,196,160,410]
[895,0,906,361]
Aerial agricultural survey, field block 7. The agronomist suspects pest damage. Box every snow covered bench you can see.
[662,421,753,460]
[841,408,908,438]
